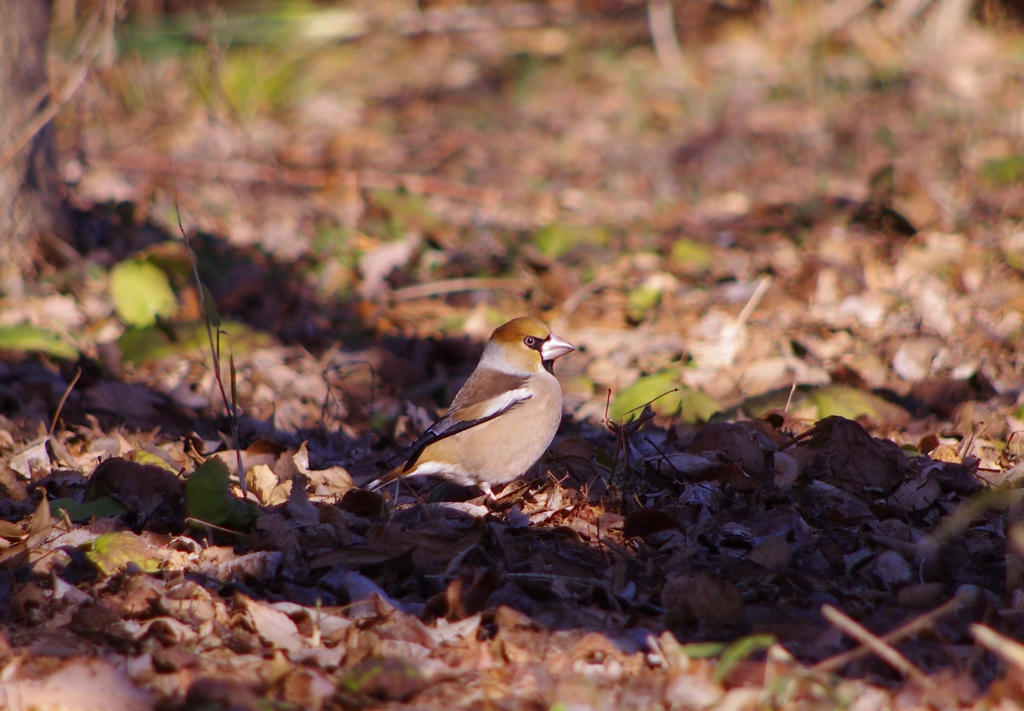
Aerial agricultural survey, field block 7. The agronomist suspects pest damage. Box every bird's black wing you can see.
[400,369,531,471]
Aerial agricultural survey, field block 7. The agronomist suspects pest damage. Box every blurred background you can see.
[4,0,1024,433]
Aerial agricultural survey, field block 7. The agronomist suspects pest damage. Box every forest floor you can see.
[3,1,1024,709]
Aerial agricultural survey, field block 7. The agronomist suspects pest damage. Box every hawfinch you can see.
[367,317,575,498]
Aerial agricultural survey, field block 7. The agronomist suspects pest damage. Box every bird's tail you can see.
[364,465,403,492]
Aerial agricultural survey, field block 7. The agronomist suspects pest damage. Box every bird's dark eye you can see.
[524,336,538,348]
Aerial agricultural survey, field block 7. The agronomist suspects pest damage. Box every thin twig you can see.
[643,435,675,471]
[183,517,258,542]
[49,368,82,435]
[599,537,633,559]
[621,389,678,417]
[170,170,246,495]
[647,0,687,88]
[783,381,798,414]
[646,633,672,668]
[819,605,939,692]
[736,276,772,327]
[812,592,971,674]
[557,273,618,319]
[971,624,1024,672]
[110,154,500,202]
[391,277,528,301]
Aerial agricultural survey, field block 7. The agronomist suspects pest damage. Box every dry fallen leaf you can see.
[799,416,913,494]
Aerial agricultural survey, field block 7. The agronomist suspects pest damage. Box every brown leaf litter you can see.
[5,1,1024,708]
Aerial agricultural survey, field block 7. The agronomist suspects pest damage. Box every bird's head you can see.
[481,317,575,375]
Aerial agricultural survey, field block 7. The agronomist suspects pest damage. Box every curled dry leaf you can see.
[799,416,913,495]
[303,465,356,497]
[650,452,717,480]
[87,457,185,532]
[246,463,291,506]
[200,549,283,582]
[8,437,52,479]
[888,473,944,513]
[685,421,778,484]
[238,595,305,655]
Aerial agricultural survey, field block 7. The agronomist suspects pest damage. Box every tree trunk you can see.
[0,0,66,298]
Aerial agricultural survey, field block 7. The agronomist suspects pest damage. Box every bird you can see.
[366,317,575,499]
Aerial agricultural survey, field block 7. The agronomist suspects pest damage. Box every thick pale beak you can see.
[541,333,575,362]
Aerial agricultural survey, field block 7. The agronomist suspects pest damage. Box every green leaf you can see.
[0,325,78,359]
[50,496,127,523]
[626,285,662,323]
[132,449,180,473]
[735,385,908,426]
[186,458,260,530]
[199,282,222,328]
[677,388,722,423]
[369,188,439,233]
[83,531,163,576]
[230,353,238,409]
[712,634,774,684]
[807,385,909,423]
[680,641,728,659]
[533,224,608,259]
[109,259,177,327]
[117,320,272,365]
[980,155,1024,186]
[1007,250,1024,276]
[611,371,678,420]
[670,239,714,270]
[611,372,720,423]
[730,385,809,416]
